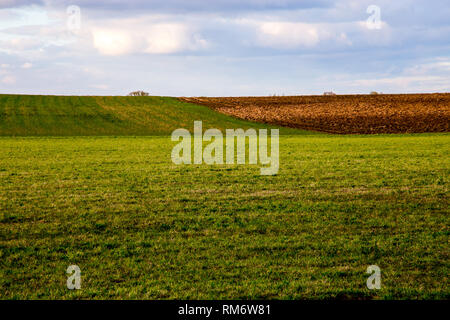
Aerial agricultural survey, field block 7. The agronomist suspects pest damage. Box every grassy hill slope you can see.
[0,95,304,136]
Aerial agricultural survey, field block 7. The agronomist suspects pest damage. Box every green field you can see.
[0,95,301,136]
[0,95,448,299]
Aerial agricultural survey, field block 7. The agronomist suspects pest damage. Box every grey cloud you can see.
[6,0,333,12]
[0,0,43,9]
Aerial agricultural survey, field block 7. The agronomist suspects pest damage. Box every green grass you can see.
[0,95,303,136]
[1,134,448,299]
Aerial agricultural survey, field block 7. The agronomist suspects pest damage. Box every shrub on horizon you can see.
[128,91,150,96]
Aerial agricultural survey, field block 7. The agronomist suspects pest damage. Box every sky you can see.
[0,0,449,96]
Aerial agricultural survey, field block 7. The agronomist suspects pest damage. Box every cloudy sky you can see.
[0,0,449,96]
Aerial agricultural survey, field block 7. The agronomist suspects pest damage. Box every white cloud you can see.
[1,75,16,84]
[231,17,390,49]
[82,66,104,77]
[143,24,206,54]
[328,59,450,93]
[21,62,32,68]
[257,22,320,48]
[404,59,450,75]
[0,5,51,30]
[0,36,43,51]
[352,75,446,89]
[92,29,135,56]
[91,84,109,90]
[91,19,207,56]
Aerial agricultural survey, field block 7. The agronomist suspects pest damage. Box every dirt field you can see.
[180,94,450,134]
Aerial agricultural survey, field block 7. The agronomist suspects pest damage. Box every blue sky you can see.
[0,0,449,96]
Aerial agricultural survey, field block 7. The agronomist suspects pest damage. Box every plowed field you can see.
[180,94,450,134]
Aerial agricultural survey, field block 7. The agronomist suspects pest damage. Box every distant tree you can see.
[128,91,149,96]
[370,91,379,95]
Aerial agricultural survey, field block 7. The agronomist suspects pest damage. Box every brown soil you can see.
[180,94,450,134]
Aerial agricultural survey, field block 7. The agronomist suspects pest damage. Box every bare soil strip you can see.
[180,94,450,134]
